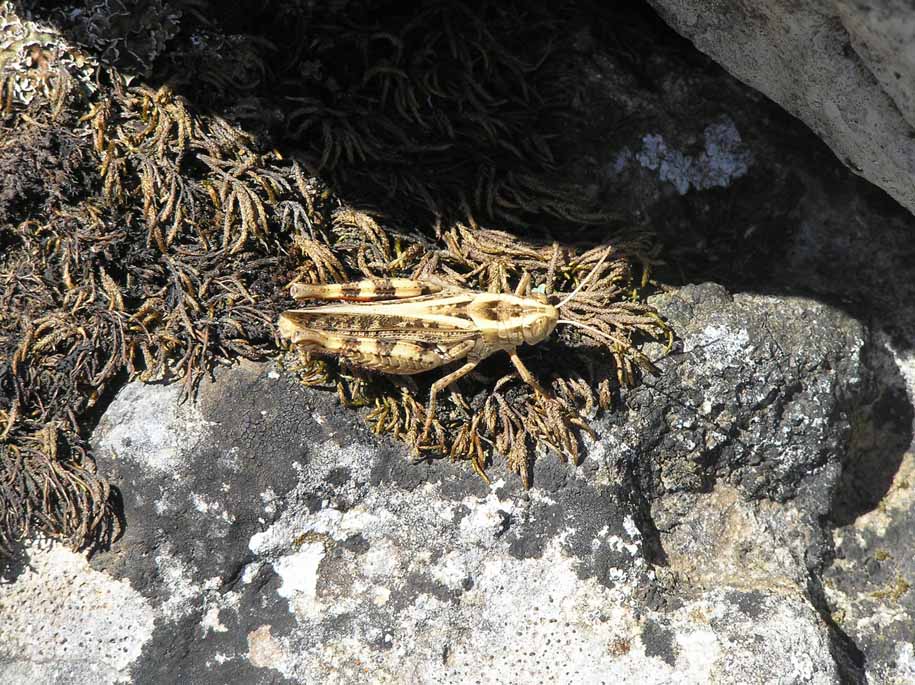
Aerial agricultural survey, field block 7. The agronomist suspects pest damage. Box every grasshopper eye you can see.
[522,305,559,345]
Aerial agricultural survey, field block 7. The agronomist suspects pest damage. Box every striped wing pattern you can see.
[278,283,481,375]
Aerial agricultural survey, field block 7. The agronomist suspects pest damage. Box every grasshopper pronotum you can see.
[278,254,614,444]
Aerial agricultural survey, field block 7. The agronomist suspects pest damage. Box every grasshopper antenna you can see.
[555,246,613,309]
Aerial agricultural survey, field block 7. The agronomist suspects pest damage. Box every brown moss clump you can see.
[1,0,670,555]
[284,223,669,487]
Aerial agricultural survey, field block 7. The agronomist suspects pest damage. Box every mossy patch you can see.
[1,0,669,555]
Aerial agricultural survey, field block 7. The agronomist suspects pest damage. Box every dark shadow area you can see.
[830,338,915,527]
[25,0,635,236]
[0,538,29,583]
[629,479,670,568]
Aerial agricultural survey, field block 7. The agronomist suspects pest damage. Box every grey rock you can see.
[822,329,915,685]
[825,447,915,685]
[647,0,915,216]
[628,284,865,507]
[2,275,880,684]
[0,539,155,685]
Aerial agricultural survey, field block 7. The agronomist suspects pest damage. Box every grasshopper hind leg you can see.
[419,358,481,448]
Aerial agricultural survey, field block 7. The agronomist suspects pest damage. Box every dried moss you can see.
[1,0,671,555]
[283,224,669,487]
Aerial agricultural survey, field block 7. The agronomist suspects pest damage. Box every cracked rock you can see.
[2,273,876,683]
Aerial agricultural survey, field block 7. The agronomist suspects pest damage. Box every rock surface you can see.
[2,3,915,684]
[1,278,895,684]
[0,540,154,684]
[647,0,915,216]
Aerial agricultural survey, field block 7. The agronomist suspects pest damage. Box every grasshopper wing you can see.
[290,278,444,302]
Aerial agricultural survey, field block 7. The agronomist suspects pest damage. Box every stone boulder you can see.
[0,281,885,683]
[648,0,915,216]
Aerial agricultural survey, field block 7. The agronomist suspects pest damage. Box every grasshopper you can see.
[278,255,612,444]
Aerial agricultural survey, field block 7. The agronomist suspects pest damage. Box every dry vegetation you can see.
[0,0,669,555]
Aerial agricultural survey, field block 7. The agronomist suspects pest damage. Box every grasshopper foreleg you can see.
[508,350,551,399]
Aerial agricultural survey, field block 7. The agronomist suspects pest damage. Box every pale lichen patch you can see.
[0,539,155,685]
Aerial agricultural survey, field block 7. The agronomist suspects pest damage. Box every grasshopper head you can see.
[521,300,559,345]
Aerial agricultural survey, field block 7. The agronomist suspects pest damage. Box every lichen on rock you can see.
[2,1,915,683]
[67,278,866,682]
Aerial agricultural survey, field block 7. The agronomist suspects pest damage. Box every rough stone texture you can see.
[825,450,915,685]
[823,339,915,685]
[627,285,864,507]
[2,3,915,684]
[647,0,915,216]
[0,539,155,684]
[2,276,877,684]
